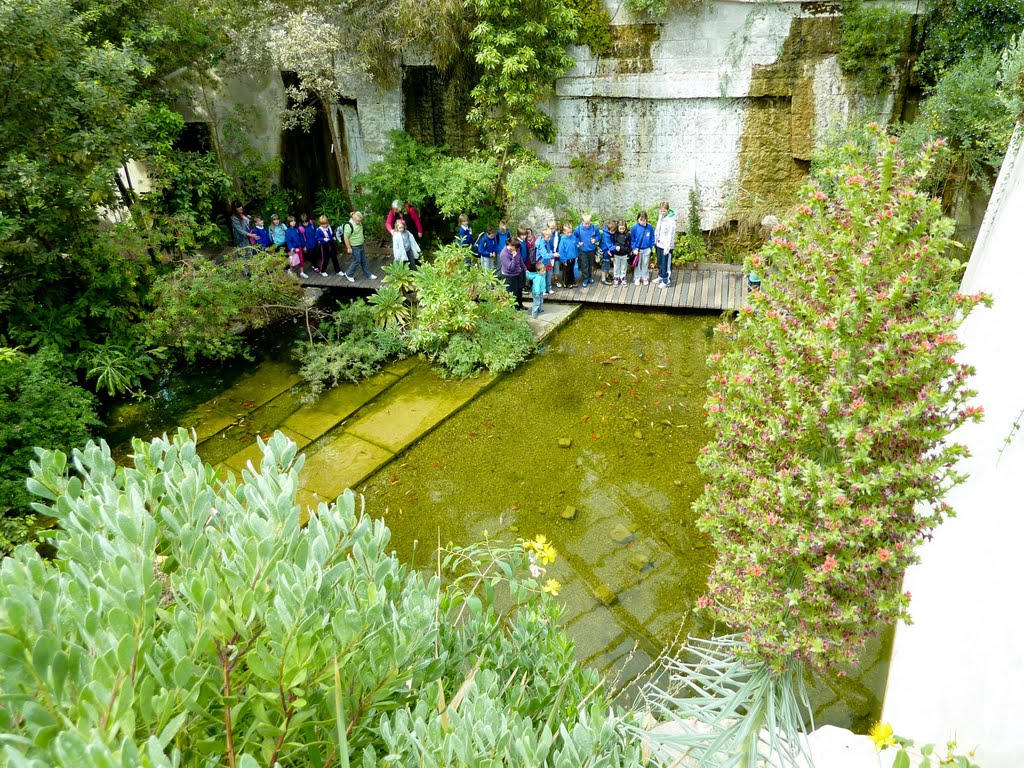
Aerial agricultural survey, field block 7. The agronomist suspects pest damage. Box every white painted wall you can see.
[176,1,906,225]
[535,0,904,227]
[882,128,1024,767]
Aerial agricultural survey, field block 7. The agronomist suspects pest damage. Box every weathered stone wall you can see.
[178,0,914,225]
[538,0,912,228]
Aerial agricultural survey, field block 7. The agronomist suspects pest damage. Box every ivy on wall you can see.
[565,0,613,56]
[838,0,912,95]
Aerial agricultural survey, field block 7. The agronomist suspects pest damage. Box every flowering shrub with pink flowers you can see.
[694,125,990,673]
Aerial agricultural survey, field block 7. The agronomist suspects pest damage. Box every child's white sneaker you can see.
[299,272,309,279]
[344,273,355,282]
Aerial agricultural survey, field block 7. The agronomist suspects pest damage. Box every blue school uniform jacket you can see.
[285,226,303,251]
[557,235,579,264]
[300,222,318,251]
[496,230,510,252]
[631,222,655,250]
[316,225,334,245]
[476,232,497,259]
[456,224,473,248]
[574,223,599,253]
[600,226,616,257]
[251,225,272,249]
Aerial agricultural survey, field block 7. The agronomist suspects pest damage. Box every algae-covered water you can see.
[106,307,889,731]
[364,310,718,685]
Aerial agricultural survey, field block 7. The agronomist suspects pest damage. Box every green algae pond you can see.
[105,306,890,732]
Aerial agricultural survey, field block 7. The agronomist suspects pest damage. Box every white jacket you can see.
[654,212,677,251]
[392,230,421,262]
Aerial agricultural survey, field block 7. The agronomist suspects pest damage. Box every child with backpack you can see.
[476,226,498,272]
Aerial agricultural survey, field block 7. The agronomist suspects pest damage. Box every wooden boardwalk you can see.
[303,254,746,312]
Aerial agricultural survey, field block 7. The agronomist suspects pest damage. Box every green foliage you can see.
[568,142,625,191]
[0,430,640,767]
[695,126,987,671]
[147,251,306,363]
[838,0,912,95]
[143,145,234,251]
[999,34,1024,121]
[870,723,980,768]
[408,246,535,378]
[0,348,98,553]
[504,155,570,222]
[296,300,406,399]
[899,53,1014,197]
[222,105,283,201]
[639,635,812,768]
[353,131,499,233]
[466,0,579,152]
[0,0,162,365]
[423,155,500,218]
[314,187,353,226]
[917,0,1024,85]
[262,186,300,222]
[674,186,710,266]
[623,0,705,18]
[381,260,416,294]
[565,0,614,55]
[368,285,412,329]
[80,341,164,396]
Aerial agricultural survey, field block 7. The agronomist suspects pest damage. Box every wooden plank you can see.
[656,277,671,308]
[625,278,638,306]
[670,274,685,307]
[685,269,700,307]
[707,269,720,309]
[699,270,712,309]
[725,272,737,310]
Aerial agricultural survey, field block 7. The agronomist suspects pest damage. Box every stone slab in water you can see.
[299,433,394,499]
[282,370,399,440]
[345,365,494,454]
[223,428,311,474]
[185,361,304,442]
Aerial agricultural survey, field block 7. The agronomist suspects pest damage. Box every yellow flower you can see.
[526,535,558,565]
[868,722,896,751]
[542,579,561,596]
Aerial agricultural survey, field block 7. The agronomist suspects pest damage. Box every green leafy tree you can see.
[838,0,912,95]
[917,0,1024,85]
[694,127,988,672]
[0,429,641,767]
[147,251,306,363]
[466,0,579,157]
[0,348,99,553]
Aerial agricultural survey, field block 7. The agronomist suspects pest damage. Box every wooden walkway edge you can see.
[302,255,746,312]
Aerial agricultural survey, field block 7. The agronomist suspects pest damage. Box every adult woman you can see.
[229,200,250,248]
[385,200,423,239]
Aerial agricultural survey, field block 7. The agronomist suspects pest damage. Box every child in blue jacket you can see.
[476,226,498,272]
[284,216,309,278]
[557,222,579,289]
[630,211,656,286]
[316,215,341,275]
[299,212,318,256]
[599,222,616,285]
[456,214,473,248]
[524,262,547,317]
[269,214,287,251]
[248,216,272,250]
[573,214,599,287]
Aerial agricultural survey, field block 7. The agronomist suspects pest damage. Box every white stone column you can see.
[881,127,1024,767]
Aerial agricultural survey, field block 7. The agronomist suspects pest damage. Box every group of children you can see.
[230,198,682,320]
[460,202,679,317]
[230,200,376,282]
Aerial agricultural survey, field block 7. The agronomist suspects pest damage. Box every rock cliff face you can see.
[184,0,915,226]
